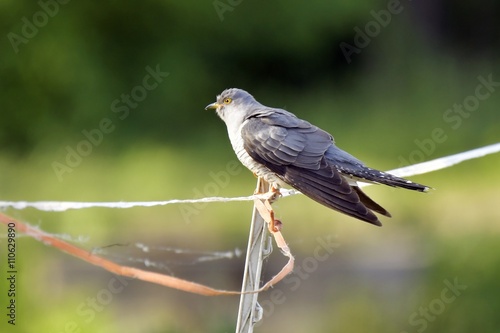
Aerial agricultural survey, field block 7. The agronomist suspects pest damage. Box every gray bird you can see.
[206,88,429,226]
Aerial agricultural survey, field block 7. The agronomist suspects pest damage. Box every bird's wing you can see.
[241,111,383,226]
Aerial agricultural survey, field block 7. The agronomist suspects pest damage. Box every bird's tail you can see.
[339,165,431,193]
[368,173,430,192]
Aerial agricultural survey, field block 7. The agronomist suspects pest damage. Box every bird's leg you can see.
[254,181,283,233]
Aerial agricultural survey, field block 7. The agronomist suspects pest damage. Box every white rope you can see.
[0,195,271,212]
[383,142,500,179]
[1,142,499,212]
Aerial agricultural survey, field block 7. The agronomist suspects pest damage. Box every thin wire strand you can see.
[0,142,499,211]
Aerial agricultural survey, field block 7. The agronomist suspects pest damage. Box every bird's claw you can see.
[268,185,281,204]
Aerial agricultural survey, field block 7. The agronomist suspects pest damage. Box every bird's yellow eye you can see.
[223,97,232,104]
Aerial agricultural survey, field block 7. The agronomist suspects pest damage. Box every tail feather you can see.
[336,165,431,192]
[376,176,430,192]
[353,187,391,217]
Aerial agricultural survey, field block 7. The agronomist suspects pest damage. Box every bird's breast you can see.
[228,120,283,185]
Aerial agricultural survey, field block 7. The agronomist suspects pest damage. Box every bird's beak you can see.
[205,102,220,110]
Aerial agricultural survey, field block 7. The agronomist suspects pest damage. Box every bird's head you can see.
[205,88,259,123]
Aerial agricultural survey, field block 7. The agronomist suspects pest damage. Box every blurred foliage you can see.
[0,0,500,332]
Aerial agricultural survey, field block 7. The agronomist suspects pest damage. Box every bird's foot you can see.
[268,185,281,204]
[256,184,281,205]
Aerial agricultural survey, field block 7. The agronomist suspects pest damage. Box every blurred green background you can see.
[1,0,500,332]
